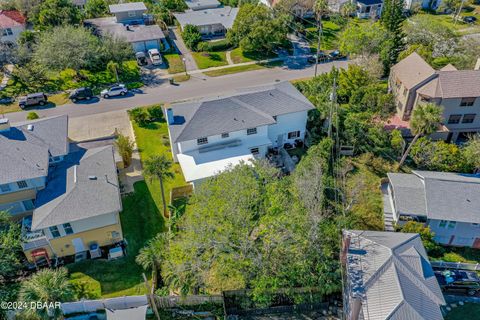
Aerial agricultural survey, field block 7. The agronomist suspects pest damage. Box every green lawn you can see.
[191,51,228,69]
[67,117,187,298]
[412,13,480,35]
[203,60,283,77]
[230,48,277,64]
[164,53,186,74]
[306,20,341,51]
[445,303,480,320]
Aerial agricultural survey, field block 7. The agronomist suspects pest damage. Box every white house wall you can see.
[0,25,25,44]
[267,111,308,147]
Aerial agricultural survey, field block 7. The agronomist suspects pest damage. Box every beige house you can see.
[389,52,480,142]
[0,116,124,266]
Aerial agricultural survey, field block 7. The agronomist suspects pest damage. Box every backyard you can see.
[67,115,187,298]
[445,303,480,320]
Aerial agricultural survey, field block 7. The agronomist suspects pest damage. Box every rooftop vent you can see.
[27,124,34,131]
[88,175,97,180]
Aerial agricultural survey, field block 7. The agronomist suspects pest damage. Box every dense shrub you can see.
[26,112,39,120]
[182,24,202,51]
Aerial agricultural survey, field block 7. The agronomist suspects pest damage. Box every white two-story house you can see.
[0,10,26,45]
[166,82,315,187]
[383,170,480,248]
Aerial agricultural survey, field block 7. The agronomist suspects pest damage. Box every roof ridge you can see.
[229,96,275,122]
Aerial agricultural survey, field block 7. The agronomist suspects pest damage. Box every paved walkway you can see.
[168,27,198,72]
[226,50,234,65]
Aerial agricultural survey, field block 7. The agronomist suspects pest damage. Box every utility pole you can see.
[143,273,161,320]
[328,77,337,138]
[454,0,465,25]
[314,17,322,77]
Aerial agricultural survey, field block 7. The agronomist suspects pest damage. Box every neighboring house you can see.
[389,52,480,142]
[174,7,239,39]
[0,10,26,45]
[259,0,315,18]
[185,0,221,11]
[355,0,383,19]
[166,82,315,188]
[0,116,124,266]
[85,2,169,53]
[383,170,480,248]
[342,230,445,320]
[72,0,87,8]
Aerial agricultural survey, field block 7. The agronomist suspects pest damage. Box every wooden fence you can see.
[431,261,480,271]
[154,294,223,309]
[170,184,193,201]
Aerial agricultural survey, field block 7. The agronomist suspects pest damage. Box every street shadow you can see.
[73,97,100,105]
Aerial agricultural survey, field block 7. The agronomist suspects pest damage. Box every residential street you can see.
[5,60,349,124]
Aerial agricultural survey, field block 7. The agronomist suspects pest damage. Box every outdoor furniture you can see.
[108,247,124,260]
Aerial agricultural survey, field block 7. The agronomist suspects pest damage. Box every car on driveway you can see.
[18,93,48,109]
[328,50,346,60]
[101,84,128,99]
[69,87,93,102]
[307,52,329,64]
[148,49,162,66]
[435,270,480,296]
[136,52,148,66]
[463,16,477,24]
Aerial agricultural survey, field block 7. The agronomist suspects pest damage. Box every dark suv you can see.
[18,93,48,109]
[435,270,480,296]
[69,87,93,102]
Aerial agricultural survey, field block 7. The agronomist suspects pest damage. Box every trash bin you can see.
[169,78,174,85]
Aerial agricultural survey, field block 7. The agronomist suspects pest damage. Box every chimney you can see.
[475,58,480,71]
[166,108,174,125]
[0,118,10,132]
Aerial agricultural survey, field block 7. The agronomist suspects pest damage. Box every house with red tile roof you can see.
[0,10,26,44]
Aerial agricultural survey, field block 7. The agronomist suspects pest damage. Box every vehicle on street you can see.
[328,50,346,60]
[148,49,162,66]
[463,16,477,24]
[307,52,329,64]
[435,270,480,296]
[18,93,48,109]
[100,84,128,99]
[69,87,93,102]
[136,52,148,66]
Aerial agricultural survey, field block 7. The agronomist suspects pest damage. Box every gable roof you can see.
[31,146,122,230]
[0,116,69,185]
[0,10,26,28]
[168,82,315,143]
[387,170,480,223]
[174,7,239,29]
[391,52,435,90]
[109,2,147,13]
[85,17,166,42]
[344,230,445,320]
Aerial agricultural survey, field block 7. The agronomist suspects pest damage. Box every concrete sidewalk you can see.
[168,27,198,72]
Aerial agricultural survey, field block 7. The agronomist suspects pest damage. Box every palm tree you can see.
[136,234,165,291]
[144,155,174,217]
[398,103,443,167]
[19,268,74,320]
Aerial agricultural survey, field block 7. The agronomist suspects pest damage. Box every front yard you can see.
[67,115,187,298]
[192,51,228,69]
[164,53,186,74]
[306,20,342,51]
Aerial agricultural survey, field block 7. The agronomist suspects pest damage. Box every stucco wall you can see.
[267,111,308,147]
[429,219,480,247]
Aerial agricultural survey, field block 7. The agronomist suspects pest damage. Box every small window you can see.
[462,114,476,124]
[49,226,61,238]
[2,28,12,36]
[448,114,462,124]
[448,221,457,229]
[250,147,259,155]
[288,131,300,139]
[63,223,74,235]
[472,223,480,227]
[128,11,136,17]
[247,128,257,135]
[22,200,34,211]
[0,184,11,193]
[197,137,208,145]
[273,116,277,121]
[221,133,229,139]
[439,220,447,228]
[460,97,476,107]
[17,180,28,189]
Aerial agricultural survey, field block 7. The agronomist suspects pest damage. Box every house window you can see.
[472,223,480,227]
[439,220,448,228]
[128,11,136,17]
[462,114,476,124]
[273,116,277,121]
[288,131,300,139]
[2,28,12,36]
[221,133,229,139]
[17,180,28,189]
[250,147,259,155]
[460,97,476,107]
[22,200,34,211]
[0,184,11,193]
[448,221,457,229]
[247,128,257,135]
[63,223,74,235]
[447,114,461,124]
[197,137,208,145]
[49,226,61,238]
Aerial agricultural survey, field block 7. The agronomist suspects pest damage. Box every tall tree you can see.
[32,0,81,29]
[115,134,135,167]
[144,155,174,217]
[398,103,443,167]
[463,134,480,172]
[380,0,406,72]
[19,268,75,319]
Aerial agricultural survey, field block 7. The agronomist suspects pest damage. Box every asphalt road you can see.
[5,60,349,124]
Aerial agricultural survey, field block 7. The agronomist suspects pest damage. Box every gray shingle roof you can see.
[0,116,69,185]
[168,81,315,143]
[344,230,445,320]
[174,6,238,29]
[391,52,436,90]
[387,170,480,223]
[85,17,165,42]
[185,0,221,10]
[31,146,122,230]
[109,2,147,13]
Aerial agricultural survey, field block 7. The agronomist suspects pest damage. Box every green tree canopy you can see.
[32,0,81,29]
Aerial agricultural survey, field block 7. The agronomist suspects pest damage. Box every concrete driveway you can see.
[68,109,134,142]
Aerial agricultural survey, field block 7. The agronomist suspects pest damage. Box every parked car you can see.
[328,50,346,60]
[148,49,162,66]
[69,87,93,102]
[307,52,329,64]
[463,16,477,24]
[18,93,48,109]
[0,97,13,105]
[100,84,128,98]
[435,270,480,296]
[136,52,148,66]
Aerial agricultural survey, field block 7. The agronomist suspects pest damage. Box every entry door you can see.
[473,238,480,249]
[277,134,284,147]
[72,238,86,253]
